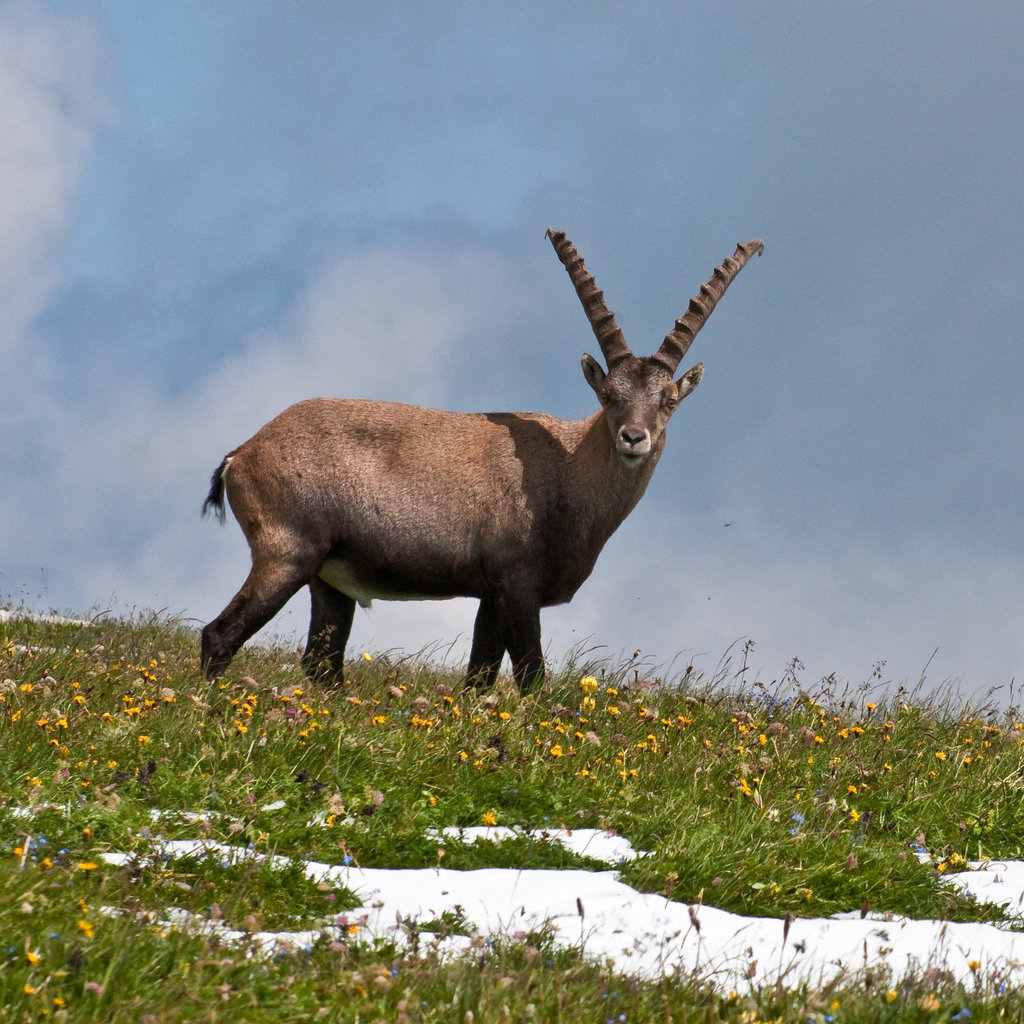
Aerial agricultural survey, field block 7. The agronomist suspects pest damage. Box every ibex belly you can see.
[317,557,460,608]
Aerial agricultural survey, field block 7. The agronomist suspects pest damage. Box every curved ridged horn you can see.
[547,228,633,369]
[652,239,764,374]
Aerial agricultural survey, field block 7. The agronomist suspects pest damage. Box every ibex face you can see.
[582,353,705,467]
[201,230,762,693]
[548,228,761,476]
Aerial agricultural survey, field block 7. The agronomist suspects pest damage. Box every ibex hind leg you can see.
[303,576,356,682]
[201,557,313,679]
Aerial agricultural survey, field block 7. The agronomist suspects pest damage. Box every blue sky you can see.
[2,0,1021,697]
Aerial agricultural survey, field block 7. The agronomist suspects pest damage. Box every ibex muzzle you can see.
[201,230,762,691]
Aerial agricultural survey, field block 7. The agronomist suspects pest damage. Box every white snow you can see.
[96,830,1024,991]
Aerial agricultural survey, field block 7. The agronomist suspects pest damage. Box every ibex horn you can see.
[547,229,633,369]
[652,239,764,374]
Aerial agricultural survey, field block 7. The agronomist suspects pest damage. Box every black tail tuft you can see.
[201,459,229,523]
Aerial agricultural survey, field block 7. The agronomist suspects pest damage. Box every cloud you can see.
[4,4,1021,700]
[550,505,1024,697]
[19,243,528,644]
[0,1,108,356]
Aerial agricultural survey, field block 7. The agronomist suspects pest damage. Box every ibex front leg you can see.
[466,600,506,689]
[497,590,544,693]
[466,592,543,692]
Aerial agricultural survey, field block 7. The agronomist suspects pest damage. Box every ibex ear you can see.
[675,362,705,402]
[581,353,606,394]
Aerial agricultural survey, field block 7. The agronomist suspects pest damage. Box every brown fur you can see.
[201,232,762,690]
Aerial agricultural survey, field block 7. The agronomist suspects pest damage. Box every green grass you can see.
[1,612,1022,1021]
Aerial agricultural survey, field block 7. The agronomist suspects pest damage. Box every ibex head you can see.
[547,229,763,467]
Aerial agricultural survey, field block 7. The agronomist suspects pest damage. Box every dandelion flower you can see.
[481,810,497,826]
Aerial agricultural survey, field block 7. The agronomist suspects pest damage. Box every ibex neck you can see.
[569,410,661,524]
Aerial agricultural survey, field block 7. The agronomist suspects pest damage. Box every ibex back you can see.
[201,230,762,690]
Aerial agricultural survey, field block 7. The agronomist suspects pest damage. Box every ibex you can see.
[201,230,762,690]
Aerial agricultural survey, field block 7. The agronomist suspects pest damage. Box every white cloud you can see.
[550,507,1024,698]
[50,244,528,655]
[12,229,1019,695]
[0,0,108,355]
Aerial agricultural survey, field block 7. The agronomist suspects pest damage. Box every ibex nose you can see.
[619,427,647,448]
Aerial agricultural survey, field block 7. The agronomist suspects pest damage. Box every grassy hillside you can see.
[2,612,1021,1022]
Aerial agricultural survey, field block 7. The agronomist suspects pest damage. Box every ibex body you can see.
[201,230,762,689]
